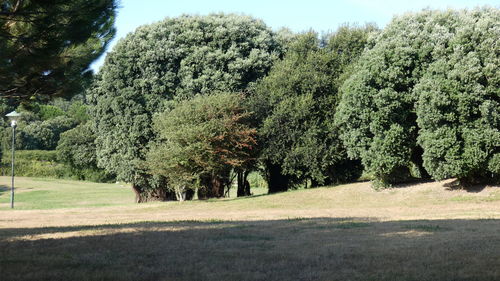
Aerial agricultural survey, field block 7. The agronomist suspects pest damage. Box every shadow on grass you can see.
[0,184,9,196]
[443,179,492,193]
[0,217,499,281]
[227,193,270,201]
[389,178,435,189]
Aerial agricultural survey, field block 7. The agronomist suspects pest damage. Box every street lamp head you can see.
[5,111,22,127]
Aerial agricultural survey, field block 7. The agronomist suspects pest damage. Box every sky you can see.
[91,0,499,71]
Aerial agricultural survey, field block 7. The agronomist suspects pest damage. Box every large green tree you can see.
[0,0,116,101]
[414,8,499,184]
[89,14,281,201]
[336,8,499,188]
[251,26,375,193]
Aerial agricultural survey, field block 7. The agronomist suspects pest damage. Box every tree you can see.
[146,92,257,200]
[336,8,499,188]
[414,8,500,184]
[89,14,281,201]
[0,0,116,101]
[251,26,374,193]
[67,101,90,123]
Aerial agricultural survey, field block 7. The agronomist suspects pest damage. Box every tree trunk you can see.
[132,176,177,203]
[266,161,290,193]
[173,186,195,201]
[310,178,321,188]
[244,178,250,196]
[174,186,183,202]
[237,170,251,197]
[212,177,222,197]
[198,174,226,199]
[131,183,144,203]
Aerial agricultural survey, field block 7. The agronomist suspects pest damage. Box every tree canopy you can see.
[3,115,77,150]
[89,14,281,199]
[251,25,375,192]
[0,5,496,196]
[336,8,499,187]
[147,92,257,200]
[0,0,117,101]
[414,8,499,183]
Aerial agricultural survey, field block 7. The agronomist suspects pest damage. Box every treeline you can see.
[3,8,498,202]
[0,98,112,182]
[88,8,499,202]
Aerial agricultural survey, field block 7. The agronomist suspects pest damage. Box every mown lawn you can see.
[0,177,135,209]
[0,176,499,281]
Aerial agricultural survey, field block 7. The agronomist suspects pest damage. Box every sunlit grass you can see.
[0,176,134,210]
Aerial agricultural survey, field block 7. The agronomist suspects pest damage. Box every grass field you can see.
[0,176,499,281]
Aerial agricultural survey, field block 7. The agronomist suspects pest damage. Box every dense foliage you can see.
[147,93,257,200]
[89,14,281,200]
[336,8,499,187]
[0,150,64,178]
[252,26,375,192]
[0,0,116,101]
[2,7,496,196]
[56,123,111,182]
[415,8,500,183]
[3,115,77,150]
[0,96,108,181]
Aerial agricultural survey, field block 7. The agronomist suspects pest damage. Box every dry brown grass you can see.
[0,178,499,280]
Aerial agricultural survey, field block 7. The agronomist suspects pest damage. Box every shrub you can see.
[1,150,64,178]
[67,101,89,123]
[0,149,112,182]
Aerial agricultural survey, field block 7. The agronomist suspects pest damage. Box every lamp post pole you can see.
[6,111,21,209]
[10,121,16,208]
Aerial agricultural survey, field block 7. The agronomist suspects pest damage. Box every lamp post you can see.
[5,111,21,209]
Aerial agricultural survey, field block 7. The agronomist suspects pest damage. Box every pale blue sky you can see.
[91,0,499,71]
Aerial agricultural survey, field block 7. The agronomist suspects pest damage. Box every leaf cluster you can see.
[0,0,117,101]
[147,92,257,191]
